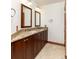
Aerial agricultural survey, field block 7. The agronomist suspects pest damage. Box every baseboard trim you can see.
[47,41,65,46]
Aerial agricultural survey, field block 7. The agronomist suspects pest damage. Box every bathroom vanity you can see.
[11,27,48,59]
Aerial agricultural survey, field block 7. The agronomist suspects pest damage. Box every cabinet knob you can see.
[24,39,28,42]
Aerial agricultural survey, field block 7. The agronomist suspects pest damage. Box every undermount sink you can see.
[14,29,44,38]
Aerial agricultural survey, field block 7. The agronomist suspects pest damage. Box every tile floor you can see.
[35,43,65,59]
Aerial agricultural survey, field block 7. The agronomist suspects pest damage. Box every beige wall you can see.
[41,1,65,44]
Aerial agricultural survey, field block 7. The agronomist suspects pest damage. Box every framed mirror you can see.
[21,4,32,28]
[35,11,41,27]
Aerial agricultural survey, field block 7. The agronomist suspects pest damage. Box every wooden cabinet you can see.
[11,30,48,59]
[11,37,34,59]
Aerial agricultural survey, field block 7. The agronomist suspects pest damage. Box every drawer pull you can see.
[24,39,28,42]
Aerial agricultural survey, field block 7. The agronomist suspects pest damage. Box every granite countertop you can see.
[11,27,48,43]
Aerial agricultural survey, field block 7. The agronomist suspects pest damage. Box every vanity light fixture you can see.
[27,1,32,5]
[35,7,41,12]
[20,0,32,6]
[27,0,32,6]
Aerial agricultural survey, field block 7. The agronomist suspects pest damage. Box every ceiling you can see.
[33,0,65,6]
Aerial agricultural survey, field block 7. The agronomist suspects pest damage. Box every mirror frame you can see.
[21,4,32,28]
[35,11,41,27]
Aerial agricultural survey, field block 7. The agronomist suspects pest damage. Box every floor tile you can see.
[35,43,65,59]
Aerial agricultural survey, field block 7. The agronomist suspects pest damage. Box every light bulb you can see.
[35,7,41,12]
[28,2,32,5]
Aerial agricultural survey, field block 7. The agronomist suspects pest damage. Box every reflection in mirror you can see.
[21,4,32,28]
[35,11,41,27]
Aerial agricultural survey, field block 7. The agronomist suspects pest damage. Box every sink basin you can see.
[13,29,44,37]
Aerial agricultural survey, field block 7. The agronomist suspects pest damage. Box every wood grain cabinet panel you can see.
[24,37,34,59]
[11,39,25,59]
[33,34,39,57]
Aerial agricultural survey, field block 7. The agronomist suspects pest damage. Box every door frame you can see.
[64,0,67,59]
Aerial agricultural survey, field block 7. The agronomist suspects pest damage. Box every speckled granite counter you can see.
[11,27,48,43]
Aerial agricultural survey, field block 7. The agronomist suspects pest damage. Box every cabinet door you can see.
[33,34,39,57]
[44,31,46,44]
[33,33,42,57]
[11,40,25,59]
[37,33,42,52]
[24,37,34,59]
[11,43,14,59]
[33,35,37,57]
[45,30,48,42]
[39,32,43,49]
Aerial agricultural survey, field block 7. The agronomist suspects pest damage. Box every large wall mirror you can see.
[21,4,32,28]
[35,11,41,27]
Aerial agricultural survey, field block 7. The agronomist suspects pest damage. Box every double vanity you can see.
[11,3,48,59]
[11,27,48,59]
